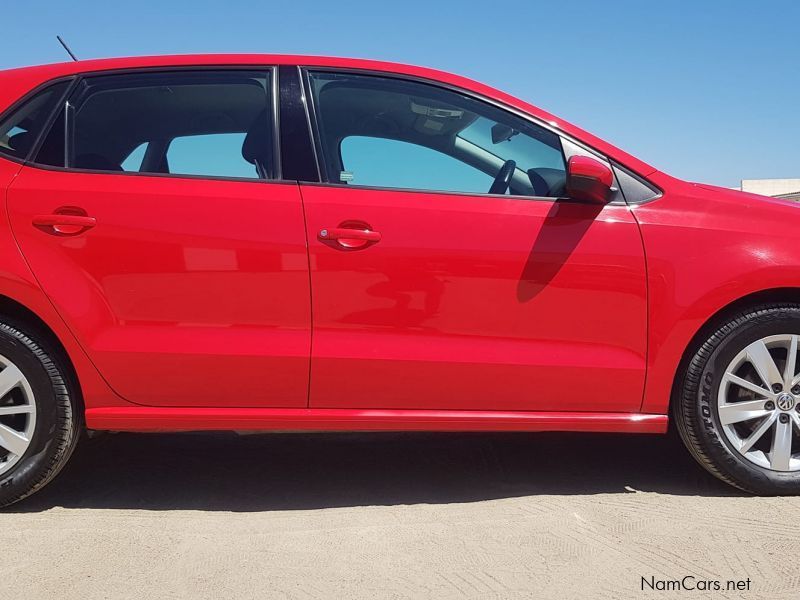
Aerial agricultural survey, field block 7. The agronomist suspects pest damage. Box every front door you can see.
[301,69,647,412]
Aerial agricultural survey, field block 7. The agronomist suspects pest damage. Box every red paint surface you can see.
[301,185,647,412]
[0,55,796,433]
[8,170,311,407]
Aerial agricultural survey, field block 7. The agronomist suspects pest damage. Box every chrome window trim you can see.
[297,66,324,183]
[296,66,322,182]
[271,66,282,180]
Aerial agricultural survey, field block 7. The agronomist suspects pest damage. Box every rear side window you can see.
[166,133,253,179]
[36,70,275,180]
[0,81,69,162]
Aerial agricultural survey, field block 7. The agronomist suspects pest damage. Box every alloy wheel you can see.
[0,353,37,476]
[719,334,800,471]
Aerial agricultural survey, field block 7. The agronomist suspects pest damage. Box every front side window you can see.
[0,81,69,162]
[308,71,566,197]
[340,136,494,191]
[36,70,275,180]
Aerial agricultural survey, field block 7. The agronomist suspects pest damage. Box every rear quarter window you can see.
[0,81,70,162]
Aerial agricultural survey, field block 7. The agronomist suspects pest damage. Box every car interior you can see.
[309,73,567,197]
[36,73,274,179]
[0,83,69,160]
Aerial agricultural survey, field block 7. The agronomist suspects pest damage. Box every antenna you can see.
[56,36,78,62]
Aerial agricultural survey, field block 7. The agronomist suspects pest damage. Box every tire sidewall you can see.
[0,325,69,500]
[692,309,800,492]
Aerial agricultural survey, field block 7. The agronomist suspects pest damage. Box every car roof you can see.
[0,54,656,177]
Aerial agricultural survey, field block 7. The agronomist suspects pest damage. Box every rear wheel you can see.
[676,304,800,494]
[0,321,79,507]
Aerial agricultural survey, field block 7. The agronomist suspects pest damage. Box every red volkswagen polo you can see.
[0,54,797,505]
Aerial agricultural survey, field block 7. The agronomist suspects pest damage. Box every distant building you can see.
[741,178,800,200]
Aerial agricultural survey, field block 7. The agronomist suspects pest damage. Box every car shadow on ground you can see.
[9,430,742,512]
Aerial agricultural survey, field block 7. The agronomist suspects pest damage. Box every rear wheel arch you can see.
[0,294,82,411]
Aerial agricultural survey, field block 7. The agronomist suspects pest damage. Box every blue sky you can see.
[2,0,797,187]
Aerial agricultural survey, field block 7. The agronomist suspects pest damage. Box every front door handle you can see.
[33,213,97,236]
[319,225,381,249]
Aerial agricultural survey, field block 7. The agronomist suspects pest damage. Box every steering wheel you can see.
[489,159,516,195]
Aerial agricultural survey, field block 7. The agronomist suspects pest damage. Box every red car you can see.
[0,54,797,506]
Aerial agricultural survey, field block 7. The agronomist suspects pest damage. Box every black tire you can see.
[675,303,800,494]
[0,320,80,507]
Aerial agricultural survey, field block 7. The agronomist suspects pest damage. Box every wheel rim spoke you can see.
[719,400,771,425]
[0,422,29,457]
[785,335,799,389]
[740,414,777,453]
[770,418,793,471]
[0,363,24,399]
[0,404,33,416]
[746,339,784,389]
[719,334,800,473]
[0,355,36,475]
[723,373,771,397]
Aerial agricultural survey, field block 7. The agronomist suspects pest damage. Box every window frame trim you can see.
[21,66,288,185]
[300,66,660,204]
[276,65,321,182]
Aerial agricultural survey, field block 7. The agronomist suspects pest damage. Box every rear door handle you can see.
[32,214,97,235]
[319,226,381,249]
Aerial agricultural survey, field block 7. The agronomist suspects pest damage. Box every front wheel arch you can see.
[670,288,800,416]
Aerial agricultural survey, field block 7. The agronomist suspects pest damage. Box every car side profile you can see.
[0,54,798,506]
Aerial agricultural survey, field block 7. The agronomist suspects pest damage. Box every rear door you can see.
[300,69,648,412]
[7,69,311,407]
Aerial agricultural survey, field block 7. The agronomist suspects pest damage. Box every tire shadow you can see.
[6,429,743,512]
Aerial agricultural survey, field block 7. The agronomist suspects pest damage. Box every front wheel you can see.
[0,321,80,507]
[675,304,800,494]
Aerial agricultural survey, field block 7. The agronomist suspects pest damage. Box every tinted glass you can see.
[341,136,494,191]
[38,71,274,180]
[308,71,566,197]
[121,142,147,172]
[0,81,69,161]
[167,133,254,178]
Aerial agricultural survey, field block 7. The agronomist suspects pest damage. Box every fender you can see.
[636,172,800,414]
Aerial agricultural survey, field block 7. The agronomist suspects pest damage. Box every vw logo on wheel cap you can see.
[776,393,796,411]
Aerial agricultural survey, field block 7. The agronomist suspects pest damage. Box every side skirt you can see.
[85,407,668,434]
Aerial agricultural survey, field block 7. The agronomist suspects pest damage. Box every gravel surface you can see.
[1,431,797,599]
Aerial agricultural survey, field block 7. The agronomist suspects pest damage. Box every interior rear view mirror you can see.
[491,123,518,144]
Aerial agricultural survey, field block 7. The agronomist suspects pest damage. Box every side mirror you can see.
[565,156,614,205]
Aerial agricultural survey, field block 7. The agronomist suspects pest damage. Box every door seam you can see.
[297,182,314,408]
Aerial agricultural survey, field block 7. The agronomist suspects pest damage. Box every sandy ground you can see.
[0,430,797,600]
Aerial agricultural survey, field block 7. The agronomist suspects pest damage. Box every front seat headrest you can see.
[7,132,33,156]
[528,167,567,198]
[242,110,274,179]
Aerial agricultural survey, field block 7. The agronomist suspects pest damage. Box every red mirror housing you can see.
[565,156,614,205]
